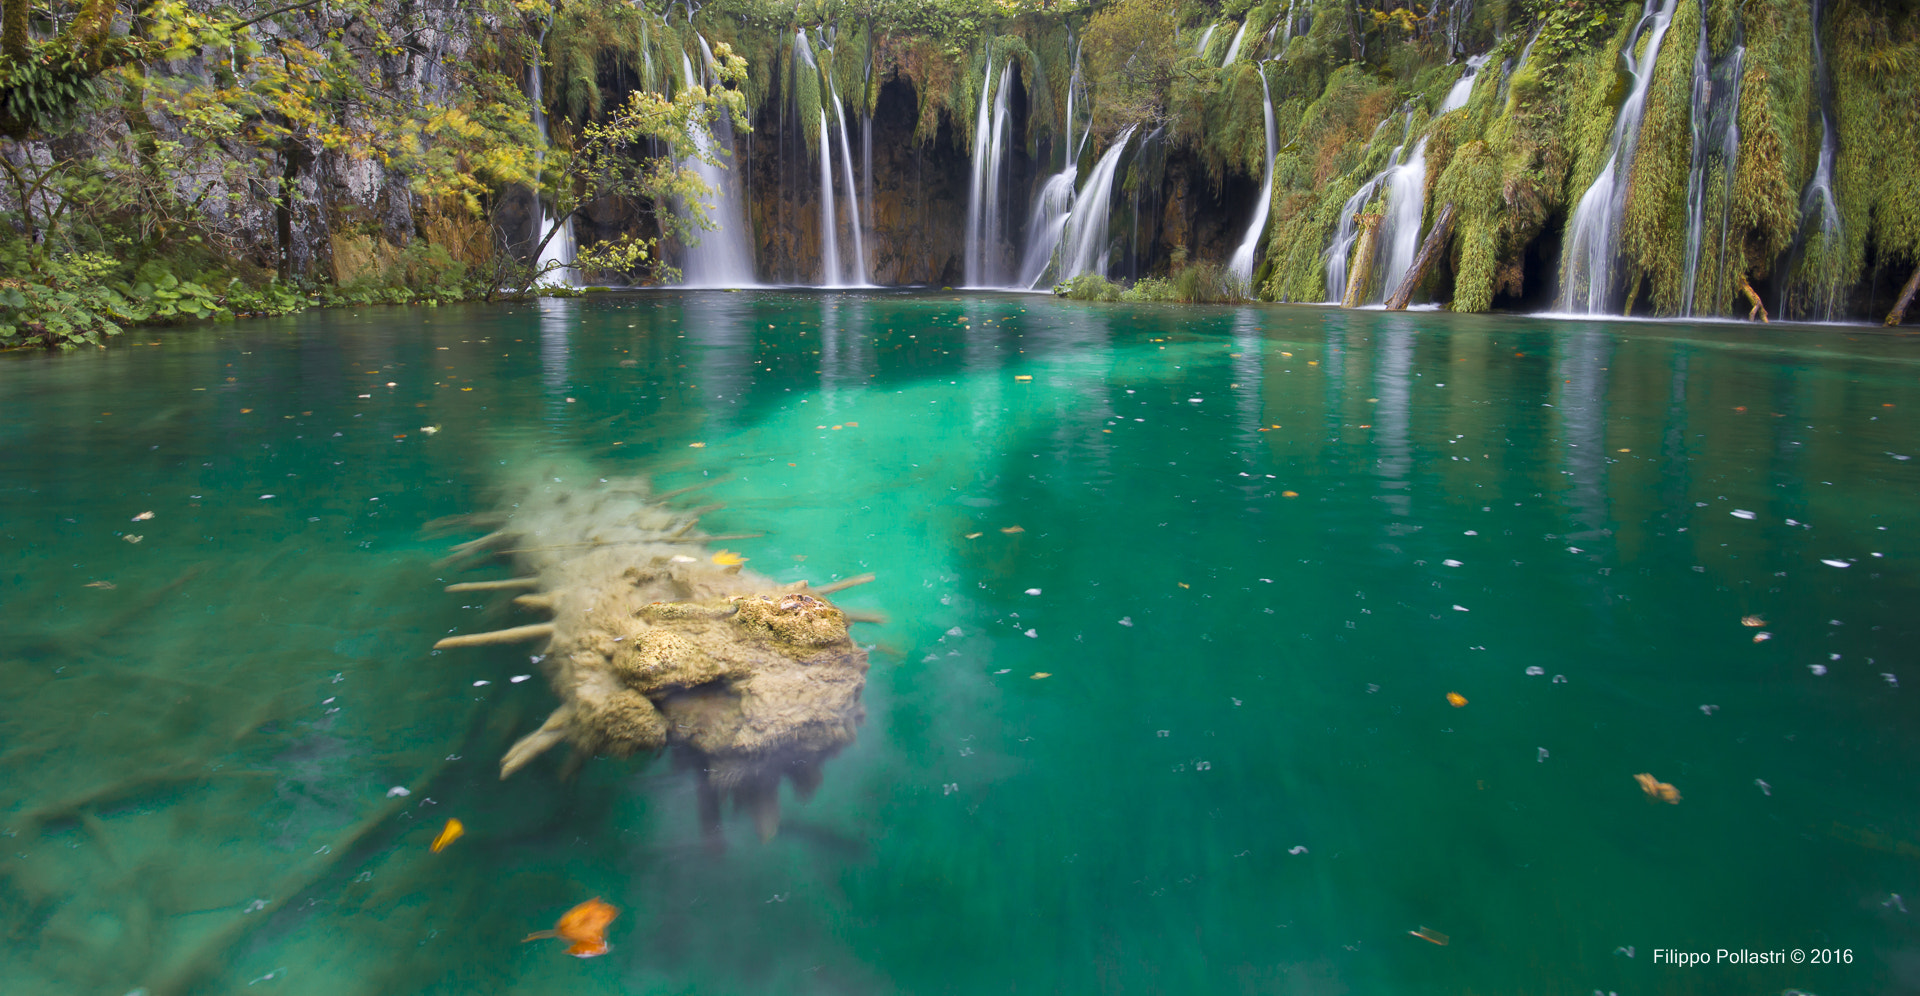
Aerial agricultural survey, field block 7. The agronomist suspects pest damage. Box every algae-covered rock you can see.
[432,471,873,841]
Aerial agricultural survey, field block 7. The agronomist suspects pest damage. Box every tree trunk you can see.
[1740,275,1769,323]
[2,0,27,65]
[1386,202,1454,311]
[1885,262,1920,327]
[1341,213,1382,309]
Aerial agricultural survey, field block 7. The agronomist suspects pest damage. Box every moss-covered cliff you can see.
[4,0,1919,344]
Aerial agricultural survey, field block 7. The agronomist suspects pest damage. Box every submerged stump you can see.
[432,472,871,842]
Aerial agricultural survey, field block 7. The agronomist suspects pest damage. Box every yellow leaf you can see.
[711,550,746,566]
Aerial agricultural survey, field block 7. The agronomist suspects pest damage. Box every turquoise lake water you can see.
[3,292,1917,995]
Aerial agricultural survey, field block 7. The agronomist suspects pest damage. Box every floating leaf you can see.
[84,580,116,589]
[1408,926,1450,946]
[430,818,464,853]
[131,511,154,521]
[711,550,746,566]
[1030,672,1052,680]
[1000,525,1024,534]
[1634,772,1681,804]
[1446,692,1467,707]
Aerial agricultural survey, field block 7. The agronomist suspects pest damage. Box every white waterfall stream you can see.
[1320,51,1490,304]
[1556,0,1681,313]
[1222,21,1250,65]
[1057,127,1137,280]
[677,43,758,287]
[1678,19,1743,316]
[1786,0,1842,320]
[816,108,841,285]
[1227,66,1276,285]
[964,54,1015,287]
[1193,23,1218,56]
[1324,115,1410,302]
[528,34,578,287]
[796,29,868,287]
[1015,40,1084,289]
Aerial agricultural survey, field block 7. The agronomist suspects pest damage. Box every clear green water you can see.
[4,293,1918,995]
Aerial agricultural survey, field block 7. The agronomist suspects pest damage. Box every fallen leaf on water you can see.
[85,581,116,589]
[1000,525,1024,534]
[1030,672,1052,680]
[524,898,618,958]
[1014,375,1032,381]
[964,532,982,539]
[1752,631,1772,643]
[845,421,858,427]
[688,442,706,448]
[1446,692,1468,707]
[123,534,143,544]
[420,425,440,435]
[1281,491,1299,498]
[430,818,464,853]
[1178,582,1191,589]
[711,550,747,566]
[131,511,154,521]
[1741,615,1765,627]
[1409,926,1450,946]
[1634,772,1681,804]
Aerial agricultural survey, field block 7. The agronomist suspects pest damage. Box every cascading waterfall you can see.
[1324,112,1412,301]
[1193,23,1218,56]
[1016,39,1085,289]
[795,29,868,287]
[1227,65,1276,285]
[1556,0,1681,314]
[1359,55,1490,301]
[1783,0,1843,320]
[677,43,758,287]
[1678,18,1744,316]
[1057,127,1138,280]
[964,53,1016,287]
[528,31,578,287]
[816,108,841,285]
[1222,21,1250,65]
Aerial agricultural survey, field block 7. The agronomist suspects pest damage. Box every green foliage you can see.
[1619,0,1700,315]
[0,250,132,348]
[1056,272,1124,300]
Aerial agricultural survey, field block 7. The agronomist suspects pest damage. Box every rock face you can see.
[434,472,870,844]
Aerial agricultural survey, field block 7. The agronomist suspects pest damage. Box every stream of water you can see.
[3,294,1915,994]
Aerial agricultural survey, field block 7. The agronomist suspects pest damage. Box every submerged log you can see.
[1886,263,1920,327]
[1741,275,1770,323]
[444,577,541,592]
[433,623,555,648]
[1386,202,1455,311]
[431,469,872,845]
[1341,213,1383,309]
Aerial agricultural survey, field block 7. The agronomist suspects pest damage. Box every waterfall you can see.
[1556,0,1681,314]
[829,79,869,285]
[1057,127,1138,280]
[1018,171,1078,288]
[817,109,841,286]
[964,54,1015,287]
[1324,114,1413,301]
[1678,18,1744,316]
[1784,0,1842,320]
[796,29,867,287]
[527,35,578,287]
[1227,66,1276,286]
[1222,21,1250,65]
[1193,23,1218,56]
[1439,52,1490,114]
[677,44,757,287]
[1016,40,1084,289]
[1373,137,1430,300]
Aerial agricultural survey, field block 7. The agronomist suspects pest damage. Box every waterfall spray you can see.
[677,42,758,287]
[1057,127,1138,280]
[528,26,578,287]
